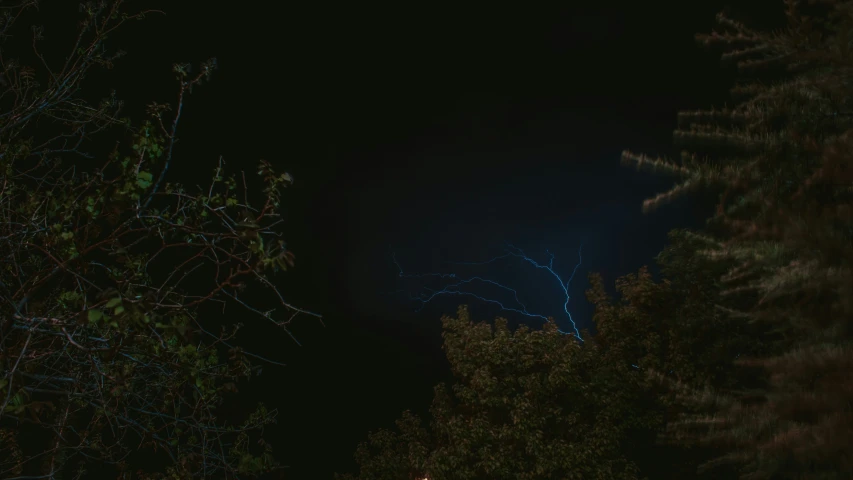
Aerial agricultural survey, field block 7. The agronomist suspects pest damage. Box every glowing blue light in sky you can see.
[391,243,584,341]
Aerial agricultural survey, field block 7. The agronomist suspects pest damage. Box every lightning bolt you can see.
[391,244,701,375]
[391,243,585,342]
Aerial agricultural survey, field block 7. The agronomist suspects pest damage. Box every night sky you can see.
[59,0,782,477]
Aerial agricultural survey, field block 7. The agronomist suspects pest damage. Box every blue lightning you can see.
[391,243,585,342]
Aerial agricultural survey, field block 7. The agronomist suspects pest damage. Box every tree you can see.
[0,2,319,478]
[621,1,853,477]
[584,230,771,479]
[338,306,661,480]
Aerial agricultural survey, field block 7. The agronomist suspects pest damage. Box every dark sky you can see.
[47,0,781,477]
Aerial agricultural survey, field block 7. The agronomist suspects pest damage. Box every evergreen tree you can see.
[621,1,853,477]
[585,229,771,479]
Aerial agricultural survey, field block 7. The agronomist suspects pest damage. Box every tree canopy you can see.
[337,306,658,480]
[621,1,853,477]
[0,2,318,478]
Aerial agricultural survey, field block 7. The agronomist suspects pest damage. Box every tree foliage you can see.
[0,2,318,478]
[585,230,774,479]
[338,306,665,480]
[621,1,853,477]
[339,234,771,479]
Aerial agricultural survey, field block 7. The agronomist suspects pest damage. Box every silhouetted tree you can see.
[337,306,661,480]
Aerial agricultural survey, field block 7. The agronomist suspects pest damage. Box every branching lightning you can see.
[391,243,585,342]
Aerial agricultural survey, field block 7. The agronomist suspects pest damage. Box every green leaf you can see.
[137,171,153,188]
[114,306,125,315]
[88,309,103,324]
[105,297,122,308]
